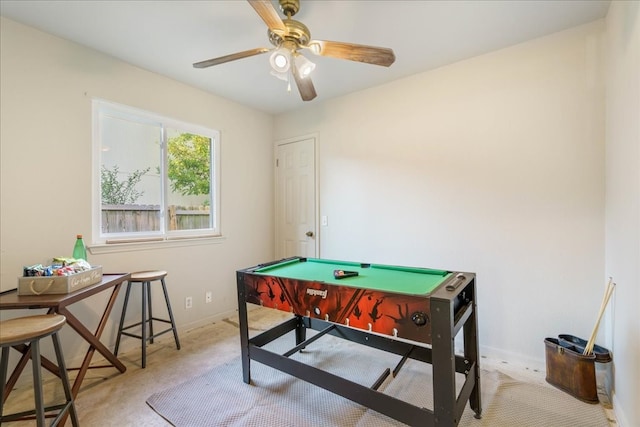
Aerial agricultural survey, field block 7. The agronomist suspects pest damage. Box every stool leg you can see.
[141,281,148,369]
[1,346,9,419]
[160,278,181,350]
[114,282,133,356]
[30,339,46,427]
[147,281,154,344]
[51,331,79,427]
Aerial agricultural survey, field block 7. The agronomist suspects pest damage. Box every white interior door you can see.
[275,137,317,259]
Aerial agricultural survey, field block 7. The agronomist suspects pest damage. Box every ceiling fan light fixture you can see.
[270,69,289,82]
[307,41,322,56]
[294,53,315,78]
[269,47,291,73]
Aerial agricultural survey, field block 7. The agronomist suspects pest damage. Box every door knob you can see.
[306,231,314,237]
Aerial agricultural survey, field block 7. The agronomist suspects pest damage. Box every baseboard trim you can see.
[612,393,630,427]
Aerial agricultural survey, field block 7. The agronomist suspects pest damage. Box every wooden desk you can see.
[0,273,131,402]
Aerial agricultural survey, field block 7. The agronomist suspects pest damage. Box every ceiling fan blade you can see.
[292,63,317,101]
[248,0,287,35]
[306,40,395,67]
[193,48,270,68]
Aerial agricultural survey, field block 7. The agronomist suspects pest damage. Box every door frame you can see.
[273,133,320,259]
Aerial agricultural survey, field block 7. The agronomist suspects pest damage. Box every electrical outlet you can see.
[185,296,193,309]
[205,291,212,303]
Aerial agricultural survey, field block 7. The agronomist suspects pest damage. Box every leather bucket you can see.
[544,337,598,403]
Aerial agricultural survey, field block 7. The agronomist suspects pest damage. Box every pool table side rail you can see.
[237,258,470,345]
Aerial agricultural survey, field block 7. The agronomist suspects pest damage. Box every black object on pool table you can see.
[333,269,359,279]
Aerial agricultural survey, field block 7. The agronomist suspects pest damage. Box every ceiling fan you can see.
[193,0,396,102]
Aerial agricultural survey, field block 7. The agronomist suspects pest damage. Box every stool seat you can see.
[1,314,79,426]
[0,314,66,347]
[130,270,167,282]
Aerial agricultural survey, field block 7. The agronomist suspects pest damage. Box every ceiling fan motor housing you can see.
[268,19,310,48]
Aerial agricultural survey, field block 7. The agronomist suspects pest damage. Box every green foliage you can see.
[101,165,150,204]
[167,133,211,196]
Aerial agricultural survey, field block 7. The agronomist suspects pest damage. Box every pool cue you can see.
[583,278,613,355]
[583,278,616,355]
[584,278,615,355]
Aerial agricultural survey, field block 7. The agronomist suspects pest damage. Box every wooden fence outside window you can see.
[101,204,210,232]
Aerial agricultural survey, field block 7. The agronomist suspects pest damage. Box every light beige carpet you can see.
[147,333,610,427]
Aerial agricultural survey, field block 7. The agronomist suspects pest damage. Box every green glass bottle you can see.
[73,234,87,261]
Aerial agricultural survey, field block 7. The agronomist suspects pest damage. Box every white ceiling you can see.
[0,0,611,115]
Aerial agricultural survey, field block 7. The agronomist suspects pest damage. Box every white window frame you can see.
[91,99,221,247]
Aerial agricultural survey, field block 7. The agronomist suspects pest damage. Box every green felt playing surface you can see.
[254,258,451,295]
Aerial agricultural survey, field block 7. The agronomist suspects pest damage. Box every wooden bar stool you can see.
[1,314,79,427]
[114,270,181,368]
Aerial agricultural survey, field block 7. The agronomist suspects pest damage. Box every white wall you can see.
[275,22,606,370]
[605,2,640,427]
[0,17,275,360]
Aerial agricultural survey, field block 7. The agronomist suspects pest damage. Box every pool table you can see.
[236,257,482,426]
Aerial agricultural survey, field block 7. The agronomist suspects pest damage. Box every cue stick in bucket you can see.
[583,277,616,356]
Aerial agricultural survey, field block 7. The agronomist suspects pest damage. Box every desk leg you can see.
[2,345,31,404]
[3,306,61,403]
[55,283,125,427]
[2,343,62,404]
[59,283,126,398]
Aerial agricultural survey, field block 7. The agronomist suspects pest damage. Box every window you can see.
[92,100,220,244]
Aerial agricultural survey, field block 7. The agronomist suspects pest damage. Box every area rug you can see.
[147,335,610,426]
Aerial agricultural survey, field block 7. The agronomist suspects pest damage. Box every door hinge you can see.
[276,158,279,167]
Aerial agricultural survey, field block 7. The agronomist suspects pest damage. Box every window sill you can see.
[88,235,226,255]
